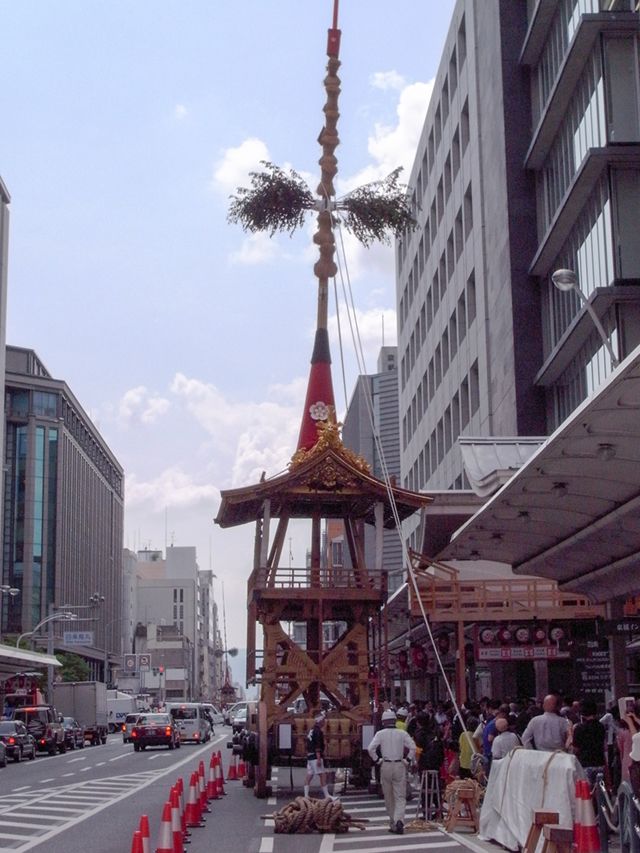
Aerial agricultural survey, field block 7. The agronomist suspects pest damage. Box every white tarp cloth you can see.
[479,748,585,851]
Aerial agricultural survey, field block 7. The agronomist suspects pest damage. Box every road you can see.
[0,729,480,853]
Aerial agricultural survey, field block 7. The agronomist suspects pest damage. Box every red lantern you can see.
[533,627,547,644]
[497,627,512,645]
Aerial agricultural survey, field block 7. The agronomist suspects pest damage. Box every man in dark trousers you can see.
[304,713,334,799]
[572,698,606,787]
[367,709,417,835]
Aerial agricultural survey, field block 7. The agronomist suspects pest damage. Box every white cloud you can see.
[341,79,434,193]
[329,305,397,374]
[117,386,170,427]
[212,137,270,195]
[229,232,280,266]
[126,467,219,511]
[173,104,188,120]
[170,373,304,485]
[370,70,406,92]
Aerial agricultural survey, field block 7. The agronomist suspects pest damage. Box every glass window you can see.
[33,391,58,418]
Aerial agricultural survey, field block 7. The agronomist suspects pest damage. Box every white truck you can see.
[53,682,108,745]
[106,690,137,732]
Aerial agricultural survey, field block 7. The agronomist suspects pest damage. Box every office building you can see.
[397,0,640,539]
[2,346,124,673]
[395,0,640,697]
[342,346,405,592]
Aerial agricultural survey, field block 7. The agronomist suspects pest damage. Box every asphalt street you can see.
[0,729,482,853]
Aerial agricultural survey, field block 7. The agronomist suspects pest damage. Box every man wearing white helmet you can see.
[367,708,417,834]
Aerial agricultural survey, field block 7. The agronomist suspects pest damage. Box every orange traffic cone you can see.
[238,758,246,780]
[175,778,190,840]
[215,756,224,798]
[575,779,600,853]
[170,786,184,853]
[198,761,211,813]
[185,773,205,828]
[217,750,225,781]
[227,754,238,781]
[138,815,151,853]
[155,802,174,853]
[131,830,144,853]
[208,753,219,800]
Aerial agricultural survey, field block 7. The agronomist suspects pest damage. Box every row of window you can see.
[400,178,473,333]
[403,361,480,491]
[537,48,606,234]
[541,173,612,356]
[399,98,471,288]
[422,16,467,186]
[402,271,477,402]
[62,398,123,496]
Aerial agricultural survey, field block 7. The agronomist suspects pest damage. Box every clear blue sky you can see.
[1,1,456,650]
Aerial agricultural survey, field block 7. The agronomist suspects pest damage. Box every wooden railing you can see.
[411,574,605,621]
[249,565,386,594]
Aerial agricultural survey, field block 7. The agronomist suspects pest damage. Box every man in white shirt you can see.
[521,695,570,751]
[491,716,521,760]
[367,709,417,835]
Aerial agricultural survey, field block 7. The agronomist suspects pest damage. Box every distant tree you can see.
[57,652,90,682]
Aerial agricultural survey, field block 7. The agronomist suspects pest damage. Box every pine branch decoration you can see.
[228,162,315,237]
[228,164,416,246]
[339,168,415,247]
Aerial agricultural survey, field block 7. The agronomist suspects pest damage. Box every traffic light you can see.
[158,665,164,675]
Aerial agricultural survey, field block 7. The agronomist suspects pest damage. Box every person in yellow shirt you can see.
[458,715,479,779]
[396,708,409,731]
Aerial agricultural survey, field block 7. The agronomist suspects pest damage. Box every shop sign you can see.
[477,645,571,661]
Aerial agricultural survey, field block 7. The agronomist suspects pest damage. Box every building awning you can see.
[459,437,545,497]
[0,643,61,678]
[438,343,640,602]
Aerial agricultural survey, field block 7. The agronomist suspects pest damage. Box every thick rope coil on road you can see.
[266,796,368,834]
[444,778,484,812]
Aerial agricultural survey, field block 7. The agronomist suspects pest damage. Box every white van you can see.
[165,702,211,743]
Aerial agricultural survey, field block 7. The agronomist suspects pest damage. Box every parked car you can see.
[61,717,85,750]
[12,706,65,755]
[0,720,37,762]
[0,740,6,768]
[224,702,245,725]
[122,713,140,744]
[231,705,248,734]
[131,713,180,751]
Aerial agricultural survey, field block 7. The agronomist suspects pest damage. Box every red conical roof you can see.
[296,328,336,451]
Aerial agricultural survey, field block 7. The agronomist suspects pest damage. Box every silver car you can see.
[122,713,140,744]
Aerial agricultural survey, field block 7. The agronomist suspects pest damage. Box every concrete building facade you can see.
[2,346,124,671]
[342,346,405,593]
[397,0,640,546]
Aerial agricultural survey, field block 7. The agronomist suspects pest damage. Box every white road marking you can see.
[61,773,75,778]
[95,762,106,766]
[12,787,30,792]
[80,767,92,772]
[38,779,54,784]
[259,838,274,853]
[66,757,86,763]
[108,753,129,761]
[318,833,335,853]
[332,844,459,853]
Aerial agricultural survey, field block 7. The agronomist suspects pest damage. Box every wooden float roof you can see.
[215,439,431,529]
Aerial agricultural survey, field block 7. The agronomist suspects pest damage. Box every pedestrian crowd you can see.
[367,692,640,833]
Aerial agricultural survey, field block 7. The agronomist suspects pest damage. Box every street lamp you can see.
[16,611,77,649]
[551,268,619,368]
[0,585,20,598]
